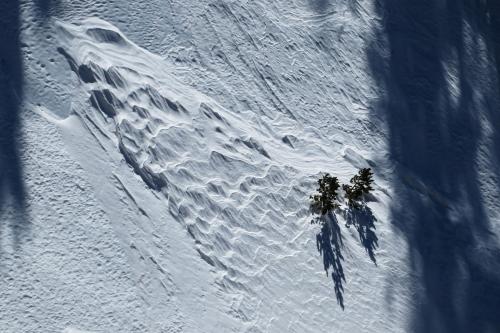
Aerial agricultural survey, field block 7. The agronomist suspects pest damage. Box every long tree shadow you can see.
[475,1,500,194]
[0,0,28,250]
[34,0,61,23]
[345,204,378,264]
[308,0,361,15]
[368,1,500,332]
[315,212,346,309]
[308,0,330,13]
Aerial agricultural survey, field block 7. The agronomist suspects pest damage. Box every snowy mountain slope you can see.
[367,2,500,332]
[0,108,149,332]
[1,0,500,332]
[50,18,396,332]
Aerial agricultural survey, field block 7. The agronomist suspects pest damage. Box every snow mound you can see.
[56,18,376,331]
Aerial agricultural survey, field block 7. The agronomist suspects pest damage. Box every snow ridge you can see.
[57,18,361,332]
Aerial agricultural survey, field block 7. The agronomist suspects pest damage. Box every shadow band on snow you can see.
[312,201,378,309]
[0,0,29,251]
[368,1,500,332]
[0,0,59,255]
[316,213,346,309]
[345,204,378,265]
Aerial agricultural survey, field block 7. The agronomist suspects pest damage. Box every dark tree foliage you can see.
[342,183,362,208]
[343,168,374,208]
[309,169,378,309]
[356,168,374,193]
[310,173,340,219]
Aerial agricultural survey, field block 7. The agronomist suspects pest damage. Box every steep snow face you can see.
[3,0,500,332]
[0,111,149,332]
[365,2,500,332]
[54,18,394,332]
[3,1,400,332]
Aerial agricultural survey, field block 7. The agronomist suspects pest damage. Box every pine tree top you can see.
[311,173,340,215]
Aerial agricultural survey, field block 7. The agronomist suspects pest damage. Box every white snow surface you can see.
[1,0,500,332]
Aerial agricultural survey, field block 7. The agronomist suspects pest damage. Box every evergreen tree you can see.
[343,183,362,208]
[357,168,374,194]
[343,168,374,208]
[310,173,340,216]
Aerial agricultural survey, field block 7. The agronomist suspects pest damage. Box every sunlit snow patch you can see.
[56,17,362,330]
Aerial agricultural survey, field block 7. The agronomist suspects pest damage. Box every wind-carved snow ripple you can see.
[58,19,339,327]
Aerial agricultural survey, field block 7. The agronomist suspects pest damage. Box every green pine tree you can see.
[344,168,374,208]
[310,173,340,217]
[357,168,374,194]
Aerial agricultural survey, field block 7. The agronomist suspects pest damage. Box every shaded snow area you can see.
[1,1,500,333]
